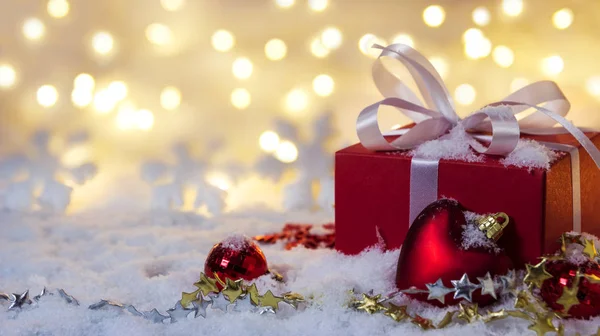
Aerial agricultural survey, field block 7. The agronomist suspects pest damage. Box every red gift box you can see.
[335,131,600,267]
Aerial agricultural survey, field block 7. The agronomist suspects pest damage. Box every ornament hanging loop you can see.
[477,213,510,242]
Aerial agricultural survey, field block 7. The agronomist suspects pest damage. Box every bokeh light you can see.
[541,55,564,76]
[47,0,70,18]
[310,38,330,58]
[462,28,483,43]
[22,18,45,41]
[285,89,308,112]
[37,85,59,107]
[259,131,280,152]
[71,89,93,107]
[93,89,117,114]
[265,38,287,61]
[464,37,492,60]
[145,23,172,46]
[275,140,298,163]
[502,0,523,17]
[211,30,235,52]
[231,88,251,109]
[92,32,114,55]
[308,0,328,12]
[160,86,182,110]
[275,0,294,8]
[454,84,476,106]
[586,76,600,97]
[423,5,445,27]
[359,34,386,58]
[161,0,185,11]
[392,34,414,48]
[510,77,529,92]
[232,57,253,79]
[553,8,573,30]
[0,64,17,89]
[312,74,334,97]
[492,46,514,68]
[74,73,95,91]
[429,57,448,79]
[321,27,342,50]
[472,7,490,26]
[136,109,155,130]
[107,81,128,102]
[206,171,232,191]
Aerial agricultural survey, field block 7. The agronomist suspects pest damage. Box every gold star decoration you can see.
[259,290,284,312]
[383,303,408,322]
[283,292,305,309]
[222,278,244,303]
[582,239,598,259]
[411,315,435,330]
[355,294,386,314]
[556,272,581,314]
[483,309,509,323]
[515,290,538,313]
[180,290,200,308]
[246,283,261,306]
[436,311,456,328]
[457,303,481,324]
[524,260,553,289]
[584,273,600,284]
[527,312,558,336]
[560,235,568,255]
[193,273,220,297]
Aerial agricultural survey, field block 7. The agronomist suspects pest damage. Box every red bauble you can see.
[539,261,600,319]
[204,235,269,285]
[396,199,513,307]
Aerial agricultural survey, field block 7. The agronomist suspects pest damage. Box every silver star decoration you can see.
[166,302,194,323]
[399,287,428,295]
[192,296,212,318]
[58,289,79,306]
[425,278,454,304]
[0,293,9,301]
[451,274,479,302]
[257,306,276,315]
[7,290,32,310]
[477,272,497,299]
[208,294,231,312]
[33,287,51,302]
[89,300,124,310]
[231,295,258,313]
[500,269,517,294]
[143,308,168,323]
[124,305,144,317]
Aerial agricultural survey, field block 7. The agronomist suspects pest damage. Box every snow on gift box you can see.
[335,43,600,267]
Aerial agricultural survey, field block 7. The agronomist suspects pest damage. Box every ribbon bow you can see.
[357,43,600,167]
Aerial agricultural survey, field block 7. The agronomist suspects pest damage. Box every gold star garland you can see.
[348,233,600,335]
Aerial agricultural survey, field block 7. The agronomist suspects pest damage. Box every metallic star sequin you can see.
[425,278,454,304]
[477,272,497,299]
[58,289,79,306]
[143,308,168,323]
[7,290,32,310]
[355,293,386,314]
[524,260,553,289]
[192,295,212,318]
[451,274,479,302]
[166,302,193,323]
[383,303,408,322]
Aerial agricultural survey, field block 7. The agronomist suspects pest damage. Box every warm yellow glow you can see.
[92,32,114,55]
[462,28,483,43]
[359,34,386,58]
[275,0,294,8]
[310,38,330,58]
[71,89,93,107]
[502,0,523,17]
[464,37,492,59]
[37,85,59,107]
[116,102,138,130]
[321,27,342,49]
[510,77,529,92]
[0,64,17,89]
[308,0,328,12]
[93,89,117,114]
[47,0,70,18]
[285,89,308,112]
[423,5,445,27]
[137,109,155,130]
[586,76,600,97]
[145,23,172,46]
[22,18,45,41]
[231,88,251,109]
[259,131,280,152]
[492,46,514,68]
[161,0,185,11]
[312,74,334,97]
[107,81,128,101]
[264,38,287,61]
[429,57,448,79]
[74,73,95,91]
[553,8,573,30]
[274,140,298,163]
[211,30,235,52]
[392,34,414,48]
[61,145,91,167]
[454,84,476,106]
[472,7,490,26]
[232,57,253,79]
[541,55,564,76]
[206,171,232,191]
[160,86,181,110]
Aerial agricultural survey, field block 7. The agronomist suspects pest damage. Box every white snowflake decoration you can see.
[141,142,233,215]
[255,112,335,212]
[0,130,97,212]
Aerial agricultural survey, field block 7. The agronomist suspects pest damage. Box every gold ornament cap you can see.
[477,212,509,242]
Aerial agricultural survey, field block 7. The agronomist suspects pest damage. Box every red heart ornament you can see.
[396,199,513,306]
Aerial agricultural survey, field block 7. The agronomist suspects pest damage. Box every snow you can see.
[1,210,599,336]
[500,140,559,171]
[221,234,251,251]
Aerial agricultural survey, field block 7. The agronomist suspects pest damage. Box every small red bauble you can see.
[396,199,513,307]
[539,261,600,319]
[204,235,269,285]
